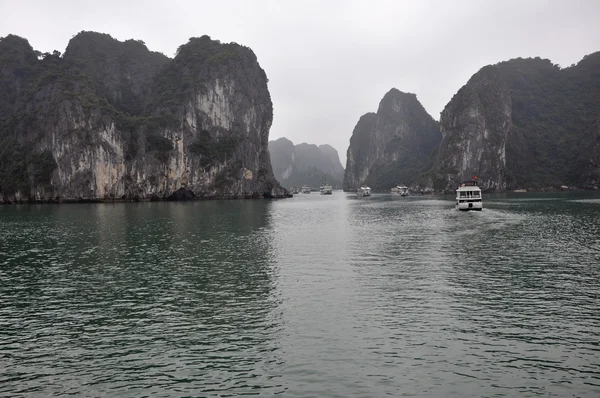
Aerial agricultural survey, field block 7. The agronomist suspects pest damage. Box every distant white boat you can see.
[391,185,409,196]
[456,180,482,211]
[357,186,371,197]
[320,185,333,195]
[301,185,311,194]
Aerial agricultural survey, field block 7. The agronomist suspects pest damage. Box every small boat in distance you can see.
[391,185,409,196]
[320,185,333,195]
[357,186,371,197]
[290,186,300,194]
[456,179,482,211]
[301,185,311,194]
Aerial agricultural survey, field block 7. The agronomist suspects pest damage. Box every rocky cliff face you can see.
[343,89,441,191]
[426,66,512,191]
[318,144,345,180]
[499,54,600,189]
[63,32,170,116]
[425,53,600,191]
[0,32,286,203]
[268,137,345,188]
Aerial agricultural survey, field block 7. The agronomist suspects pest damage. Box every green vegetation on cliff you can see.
[63,31,169,116]
[0,31,281,200]
[0,139,56,193]
[190,129,239,169]
[423,52,600,191]
[498,54,600,188]
[151,36,268,112]
[427,66,511,191]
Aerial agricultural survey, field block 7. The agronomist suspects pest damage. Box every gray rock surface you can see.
[268,137,345,189]
[0,32,286,203]
[343,89,441,191]
[424,53,600,192]
[426,66,512,191]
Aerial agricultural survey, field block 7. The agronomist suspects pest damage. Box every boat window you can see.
[460,191,466,197]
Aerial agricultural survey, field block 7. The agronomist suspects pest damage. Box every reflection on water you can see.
[1,192,600,397]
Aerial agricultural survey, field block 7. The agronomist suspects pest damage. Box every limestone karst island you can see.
[0,32,285,203]
[1,32,599,203]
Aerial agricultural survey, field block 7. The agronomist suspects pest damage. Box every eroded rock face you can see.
[0,32,286,203]
[343,113,377,191]
[429,66,511,191]
[424,53,600,191]
[343,89,441,191]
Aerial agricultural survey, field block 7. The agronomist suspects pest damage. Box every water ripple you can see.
[1,193,600,397]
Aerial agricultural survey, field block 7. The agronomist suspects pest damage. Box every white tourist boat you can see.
[357,186,371,197]
[391,185,409,196]
[301,185,311,194]
[456,180,482,211]
[320,185,333,195]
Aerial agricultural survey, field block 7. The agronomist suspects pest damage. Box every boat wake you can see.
[569,199,600,204]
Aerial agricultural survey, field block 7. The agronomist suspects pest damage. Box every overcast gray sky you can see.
[1,0,599,164]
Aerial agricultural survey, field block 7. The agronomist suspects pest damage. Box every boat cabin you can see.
[391,185,409,196]
[320,185,333,195]
[358,186,371,197]
[456,181,482,211]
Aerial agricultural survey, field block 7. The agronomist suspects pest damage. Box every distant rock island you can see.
[345,53,600,192]
[343,89,441,191]
[268,137,345,189]
[0,31,286,203]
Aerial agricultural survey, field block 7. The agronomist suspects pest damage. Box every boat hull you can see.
[357,186,372,197]
[320,185,333,195]
[456,201,483,211]
[391,187,409,196]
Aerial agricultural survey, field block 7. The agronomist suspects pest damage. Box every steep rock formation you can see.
[0,32,286,202]
[343,89,441,191]
[268,137,295,182]
[425,52,600,191]
[426,66,512,191]
[318,144,345,177]
[343,113,377,190]
[499,54,600,189]
[63,31,170,116]
[268,137,345,188]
